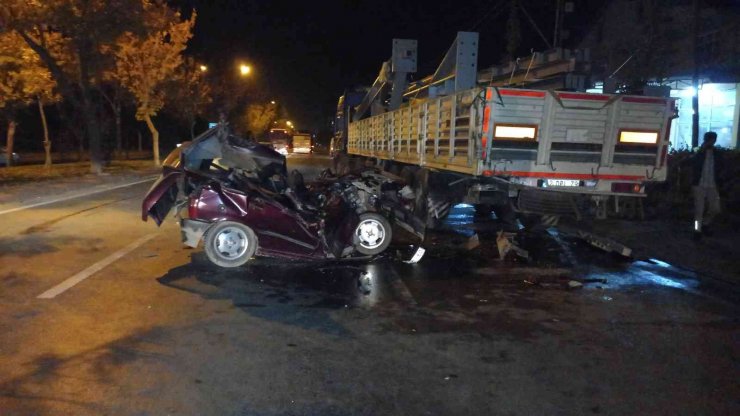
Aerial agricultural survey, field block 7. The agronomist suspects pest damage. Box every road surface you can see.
[0,154,738,415]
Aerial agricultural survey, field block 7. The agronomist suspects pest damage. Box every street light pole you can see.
[691,0,701,149]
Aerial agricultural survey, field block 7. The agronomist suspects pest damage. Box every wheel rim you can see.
[356,219,385,250]
[213,226,249,259]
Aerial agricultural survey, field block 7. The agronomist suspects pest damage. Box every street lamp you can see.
[239,64,251,76]
[270,100,276,105]
[199,64,208,73]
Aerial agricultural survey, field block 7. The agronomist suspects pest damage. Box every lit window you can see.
[493,124,538,140]
[619,130,659,144]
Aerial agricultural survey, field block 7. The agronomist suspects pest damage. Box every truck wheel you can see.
[399,166,416,185]
[492,201,516,223]
[353,213,392,255]
[332,154,350,176]
[474,204,493,218]
[204,221,258,268]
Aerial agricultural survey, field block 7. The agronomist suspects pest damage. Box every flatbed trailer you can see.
[339,33,677,223]
[346,87,675,221]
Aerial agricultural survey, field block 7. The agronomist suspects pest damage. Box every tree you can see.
[1,0,151,173]
[109,5,195,165]
[589,0,683,92]
[99,83,126,156]
[0,31,58,168]
[242,103,278,137]
[167,57,212,140]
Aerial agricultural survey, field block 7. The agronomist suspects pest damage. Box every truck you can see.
[292,132,313,154]
[334,32,677,226]
[267,128,292,155]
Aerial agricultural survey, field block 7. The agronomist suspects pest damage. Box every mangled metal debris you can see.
[575,230,632,257]
[496,231,529,260]
[463,233,480,251]
[557,225,633,257]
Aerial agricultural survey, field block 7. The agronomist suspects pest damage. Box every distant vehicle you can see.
[267,128,292,155]
[331,89,366,157]
[0,147,20,166]
[292,132,313,154]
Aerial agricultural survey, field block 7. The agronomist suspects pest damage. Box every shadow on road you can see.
[156,255,398,337]
[0,235,104,258]
[0,326,169,415]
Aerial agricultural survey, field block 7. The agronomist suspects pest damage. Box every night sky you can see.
[173,0,608,130]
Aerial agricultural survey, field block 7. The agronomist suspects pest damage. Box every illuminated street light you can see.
[199,64,208,72]
[239,64,251,76]
[270,100,276,105]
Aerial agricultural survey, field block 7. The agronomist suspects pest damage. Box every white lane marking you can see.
[37,233,157,299]
[0,177,156,216]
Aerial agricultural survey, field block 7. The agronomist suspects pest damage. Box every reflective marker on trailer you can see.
[619,130,659,144]
[494,125,537,140]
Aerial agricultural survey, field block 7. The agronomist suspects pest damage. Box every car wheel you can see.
[204,221,258,268]
[353,213,392,255]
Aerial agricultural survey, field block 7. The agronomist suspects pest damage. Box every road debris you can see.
[463,233,480,250]
[576,230,632,257]
[557,225,633,257]
[567,280,584,290]
[496,231,529,260]
[403,246,426,264]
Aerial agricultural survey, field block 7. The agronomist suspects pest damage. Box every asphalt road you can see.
[0,154,738,415]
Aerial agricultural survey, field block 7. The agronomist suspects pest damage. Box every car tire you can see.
[204,221,258,268]
[353,213,392,256]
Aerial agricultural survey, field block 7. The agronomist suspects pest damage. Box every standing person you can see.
[691,131,722,240]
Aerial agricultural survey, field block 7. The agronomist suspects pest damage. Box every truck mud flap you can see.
[516,189,580,217]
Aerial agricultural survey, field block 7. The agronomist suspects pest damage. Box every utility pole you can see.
[691,0,701,149]
[553,0,563,49]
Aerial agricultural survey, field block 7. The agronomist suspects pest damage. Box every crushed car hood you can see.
[182,126,286,175]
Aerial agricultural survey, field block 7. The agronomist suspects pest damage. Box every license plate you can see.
[545,179,581,187]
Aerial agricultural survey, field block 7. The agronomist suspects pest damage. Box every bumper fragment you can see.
[181,219,210,248]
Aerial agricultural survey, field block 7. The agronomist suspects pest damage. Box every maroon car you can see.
[142,126,422,268]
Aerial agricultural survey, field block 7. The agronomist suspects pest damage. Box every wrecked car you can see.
[142,126,423,268]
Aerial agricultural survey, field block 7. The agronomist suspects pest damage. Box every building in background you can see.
[581,0,740,150]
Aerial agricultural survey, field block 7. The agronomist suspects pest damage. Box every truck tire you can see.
[474,204,493,218]
[399,166,417,186]
[492,200,517,225]
[412,168,452,229]
[332,153,350,176]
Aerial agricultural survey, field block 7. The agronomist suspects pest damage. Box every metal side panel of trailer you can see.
[482,89,675,191]
[347,87,676,193]
[347,89,484,176]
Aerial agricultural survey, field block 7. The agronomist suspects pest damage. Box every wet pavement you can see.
[0,156,738,415]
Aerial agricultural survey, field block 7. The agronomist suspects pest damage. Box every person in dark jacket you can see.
[691,131,722,239]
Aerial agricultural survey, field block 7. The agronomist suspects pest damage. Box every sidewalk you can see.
[0,160,159,208]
